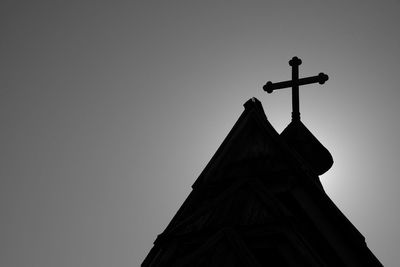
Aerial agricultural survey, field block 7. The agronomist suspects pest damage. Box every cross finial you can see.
[263,57,329,121]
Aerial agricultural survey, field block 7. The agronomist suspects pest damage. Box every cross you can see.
[263,56,329,121]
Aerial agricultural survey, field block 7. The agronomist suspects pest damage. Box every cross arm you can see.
[263,72,328,93]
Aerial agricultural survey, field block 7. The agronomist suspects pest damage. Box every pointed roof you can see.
[193,97,323,189]
[142,98,382,266]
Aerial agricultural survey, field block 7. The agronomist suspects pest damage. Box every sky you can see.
[1,1,399,266]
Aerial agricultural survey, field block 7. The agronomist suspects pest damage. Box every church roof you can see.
[142,97,382,266]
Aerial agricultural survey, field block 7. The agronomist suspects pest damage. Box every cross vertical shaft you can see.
[290,57,301,121]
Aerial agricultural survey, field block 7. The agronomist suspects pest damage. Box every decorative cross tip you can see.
[289,56,302,67]
[317,73,329,84]
[263,81,274,93]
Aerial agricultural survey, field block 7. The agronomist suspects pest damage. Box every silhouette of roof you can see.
[142,97,382,266]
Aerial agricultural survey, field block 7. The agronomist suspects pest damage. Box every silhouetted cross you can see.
[263,57,329,121]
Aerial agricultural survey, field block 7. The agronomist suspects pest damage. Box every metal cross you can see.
[263,56,329,121]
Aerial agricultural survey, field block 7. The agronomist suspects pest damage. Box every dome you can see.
[280,120,333,175]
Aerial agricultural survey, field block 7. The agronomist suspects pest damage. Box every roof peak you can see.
[243,97,262,110]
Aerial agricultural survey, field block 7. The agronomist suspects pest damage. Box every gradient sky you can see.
[1,1,399,266]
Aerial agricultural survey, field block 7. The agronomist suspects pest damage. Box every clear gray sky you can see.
[1,1,399,266]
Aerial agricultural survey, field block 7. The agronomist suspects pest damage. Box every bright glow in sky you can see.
[1,1,399,266]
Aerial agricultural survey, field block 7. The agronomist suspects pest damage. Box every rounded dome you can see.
[280,120,333,175]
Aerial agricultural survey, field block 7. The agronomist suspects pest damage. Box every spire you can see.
[263,57,333,175]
